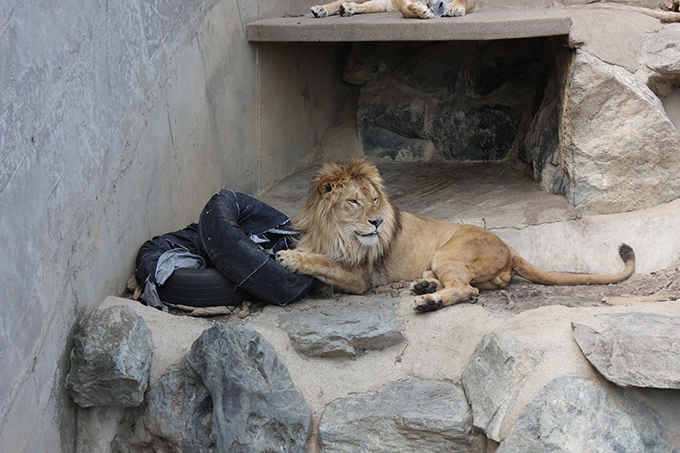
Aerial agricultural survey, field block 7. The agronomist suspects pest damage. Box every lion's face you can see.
[294,159,399,265]
[335,180,385,248]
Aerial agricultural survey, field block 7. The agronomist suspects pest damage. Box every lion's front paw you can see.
[420,7,435,19]
[444,3,467,17]
[310,5,327,17]
[340,2,356,16]
[276,249,305,273]
[413,294,443,312]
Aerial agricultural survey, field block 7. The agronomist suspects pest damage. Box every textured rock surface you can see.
[349,39,551,163]
[497,376,678,453]
[572,312,680,389]
[318,378,486,453]
[461,333,542,442]
[118,324,311,453]
[279,299,404,357]
[562,50,680,214]
[520,76,568,196]
[66,305,153,408]
[644,26,680,80]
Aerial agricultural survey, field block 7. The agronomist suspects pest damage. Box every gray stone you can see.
[351,39,550,163]
[279,299,404,357]
[431,105,519,161]
[318,378,486,453]
[497,376,678,453]
[66,305,153,408]
[572,312,680,389]
[119,324,311,453]
[521,77,568,196]
[461,333,542,442]
[562,50,680,214]
[643,25,680,78]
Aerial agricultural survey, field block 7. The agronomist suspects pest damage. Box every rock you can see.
[119,324,311,453]
[66,305,153,408]
[343,42,419,87]
[521,77,568,196]
[430,105,519,161]
[496,376,678,453]
[643,25,680,78]
[461,333,542,442]
[357,79,433,161]
[561,50,680,214]
[318,378,486,453]
[351,40,549,163]
[572,312,680,389]
[279,299,404,357]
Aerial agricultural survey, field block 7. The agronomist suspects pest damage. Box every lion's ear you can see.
[317,175,337,195]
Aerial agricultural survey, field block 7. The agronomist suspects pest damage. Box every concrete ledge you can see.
[246,9,573,42]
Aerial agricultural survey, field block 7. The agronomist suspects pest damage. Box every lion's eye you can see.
[349,199,360,206]
[373,197,379,205]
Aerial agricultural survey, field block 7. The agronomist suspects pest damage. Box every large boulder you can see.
[561,50,680,214]
[572,312,680,389]
[66,305,153,408]
[278,299,404,357]
[318,378,486,453]
[497,376,678,453]
[461,333,542,442]
[117,324,311,453]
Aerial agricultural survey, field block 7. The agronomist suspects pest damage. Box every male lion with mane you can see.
[276,159,635,312]
[310,0,474,19]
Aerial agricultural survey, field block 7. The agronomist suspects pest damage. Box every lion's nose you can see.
[369,217,383,228]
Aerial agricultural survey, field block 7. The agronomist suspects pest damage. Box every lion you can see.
[276,159,636,313]
[310,0,475,19]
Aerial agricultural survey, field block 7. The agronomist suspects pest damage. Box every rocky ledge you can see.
[69,290,680,452]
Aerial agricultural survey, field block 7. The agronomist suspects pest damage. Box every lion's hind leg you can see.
[472,271,513,290]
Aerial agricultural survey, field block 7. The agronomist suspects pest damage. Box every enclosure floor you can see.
[259,161,579,230]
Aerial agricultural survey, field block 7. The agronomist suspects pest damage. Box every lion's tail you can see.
[513,244,635,286]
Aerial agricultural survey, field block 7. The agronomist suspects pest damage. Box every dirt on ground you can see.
[471,267,680,317]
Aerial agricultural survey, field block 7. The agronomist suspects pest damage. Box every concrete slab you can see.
[246,9,573,42]
[259,161,580,229]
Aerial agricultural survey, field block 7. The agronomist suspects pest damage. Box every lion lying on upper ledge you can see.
[276,159,635,313]
[311,0,475,19]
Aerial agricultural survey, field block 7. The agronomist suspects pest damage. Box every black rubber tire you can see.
[156,267,250,307]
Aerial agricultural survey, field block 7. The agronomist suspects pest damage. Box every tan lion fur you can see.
[276,159,636,312]
[310,0,475,19]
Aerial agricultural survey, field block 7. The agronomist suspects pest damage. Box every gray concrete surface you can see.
[247,9,573,42]
[0,1,349,451]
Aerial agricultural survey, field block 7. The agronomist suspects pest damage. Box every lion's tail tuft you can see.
[618,243,635,263]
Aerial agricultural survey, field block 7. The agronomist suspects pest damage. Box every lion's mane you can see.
[293,159,401,267]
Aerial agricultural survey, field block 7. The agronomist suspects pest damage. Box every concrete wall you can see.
[0,1,349,450]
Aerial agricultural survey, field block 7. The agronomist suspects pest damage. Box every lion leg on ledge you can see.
[412,263,479,312]
[413,280,480,312]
